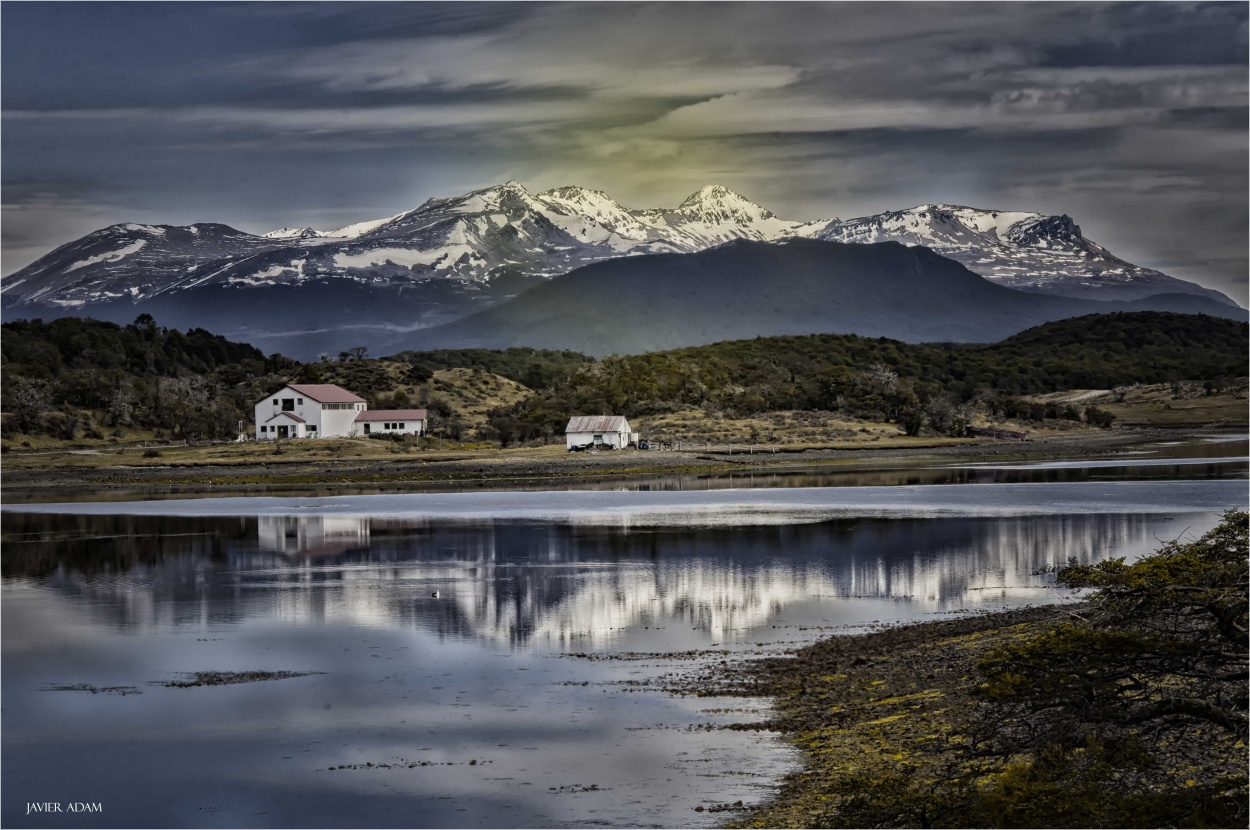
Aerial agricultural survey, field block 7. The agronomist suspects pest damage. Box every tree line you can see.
[483,312,1247,443]
[2,311,1245,444]
[2,315,295,441]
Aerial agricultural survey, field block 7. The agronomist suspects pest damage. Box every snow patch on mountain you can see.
[64,239,147,273]
[325,213,406,239]
[332,245,479,271]
[123,224,166,236]
[263,227,326,240]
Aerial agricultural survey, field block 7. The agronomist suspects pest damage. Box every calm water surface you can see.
[2,462,1245,828]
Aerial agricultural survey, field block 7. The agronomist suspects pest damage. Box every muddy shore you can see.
[0,427,1225,503]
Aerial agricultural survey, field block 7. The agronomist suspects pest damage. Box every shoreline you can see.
[697,604,1079,827]
[3,426,1240,504]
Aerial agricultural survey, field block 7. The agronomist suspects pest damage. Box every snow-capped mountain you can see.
[817,204,1231,304]
[1,181,1238,357]
[2,182,815,313]
[0,223,280,308]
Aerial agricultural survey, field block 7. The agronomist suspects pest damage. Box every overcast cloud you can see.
[3,1,1246,302]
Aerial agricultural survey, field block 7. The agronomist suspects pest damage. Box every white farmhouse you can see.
[354,409,428,437]
[565,415,638,450]
[254,384,366,440]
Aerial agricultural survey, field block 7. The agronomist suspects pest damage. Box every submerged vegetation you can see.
[724,510,1248,828]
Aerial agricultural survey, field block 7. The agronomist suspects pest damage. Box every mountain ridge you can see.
[5,181,1235,310]
[2,181,1240,358]
[384,238,1247,357]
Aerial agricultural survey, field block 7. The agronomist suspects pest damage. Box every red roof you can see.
[284,384,365,404]
[355,409,428,422]
[265,412,306,423]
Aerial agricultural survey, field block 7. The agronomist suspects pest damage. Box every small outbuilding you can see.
[565,415,637,450]
[354,409,428,437]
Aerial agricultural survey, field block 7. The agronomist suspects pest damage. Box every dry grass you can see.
[1030,379,1248,428]
[635,408,1077,449]
[424,367,533,427]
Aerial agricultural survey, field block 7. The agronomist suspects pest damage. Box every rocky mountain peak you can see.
[263,226,324,240]
[540,185,610,201]
[1005,214,1083,246]
[677,185,775,222]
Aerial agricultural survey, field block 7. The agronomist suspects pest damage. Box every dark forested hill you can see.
[479,311,1248,438]
[1,314,271,377]
[387,239,1247,356]
[635,311,1250,399]
[1,315,294,440]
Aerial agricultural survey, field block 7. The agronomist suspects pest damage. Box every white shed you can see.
[354,409,428,437]
[565,415,637,450]
[254,383,367,440]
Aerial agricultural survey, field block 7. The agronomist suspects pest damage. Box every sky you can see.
[3,1,1247,303]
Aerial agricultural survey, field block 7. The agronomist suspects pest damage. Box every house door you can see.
[363,424,371,434]
[277,425,289,439]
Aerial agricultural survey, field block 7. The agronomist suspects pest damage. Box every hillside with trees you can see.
[1,315,295,442]
[2,311,1245,447]
[482,312,1248,442]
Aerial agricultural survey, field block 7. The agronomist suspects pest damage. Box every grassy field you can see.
[1032,380,1248,428]
[0,436,545,472]
[637,407,1087,447]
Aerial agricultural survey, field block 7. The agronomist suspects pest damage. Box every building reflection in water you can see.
[257,515,371,557]
[5,510,1209,649]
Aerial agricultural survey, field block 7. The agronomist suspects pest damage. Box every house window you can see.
[272,399,278,406]
[282,398,295,411]
[307,425,317,433]
[384,423,392,429]
[260,426,266,433]
[297,398,303,405]
[398,423,405,429]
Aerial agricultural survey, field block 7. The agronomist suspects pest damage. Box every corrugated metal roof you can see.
[565,415,630,433]
[355,409,428,422]
[283,384,366,403]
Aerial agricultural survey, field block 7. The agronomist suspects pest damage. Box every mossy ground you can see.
[714,600,1246,828]
[717,608,1067,828]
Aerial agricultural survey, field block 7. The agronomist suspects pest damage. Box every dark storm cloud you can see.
[1039,2,1249,67]
[2,2,1246,302]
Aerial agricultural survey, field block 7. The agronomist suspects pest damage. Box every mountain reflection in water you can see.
[3,511,1207,649]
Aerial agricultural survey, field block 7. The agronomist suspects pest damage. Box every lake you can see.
[2,451,1245,828]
